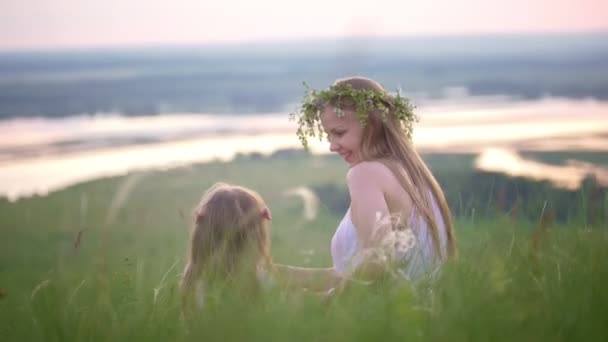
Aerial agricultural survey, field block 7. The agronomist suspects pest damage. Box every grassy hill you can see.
[1,153,607,341]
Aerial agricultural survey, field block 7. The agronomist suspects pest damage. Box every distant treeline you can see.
[443,172,606,225]
[1,33,608,118]
[233,149,608,226]
[312,170,607,227]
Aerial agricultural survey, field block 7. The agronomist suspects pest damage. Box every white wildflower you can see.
[372,212,417,262]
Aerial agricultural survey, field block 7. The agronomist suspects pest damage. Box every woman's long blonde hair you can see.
[181,183,271,301]
[332,76,456,259]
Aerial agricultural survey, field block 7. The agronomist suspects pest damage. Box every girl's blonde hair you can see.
[181,182,271,303]
[331,76,457,259]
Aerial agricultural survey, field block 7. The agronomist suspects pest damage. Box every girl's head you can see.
[181,183,271,295]
[319,76,399,167]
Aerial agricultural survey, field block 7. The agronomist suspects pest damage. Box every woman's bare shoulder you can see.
[347,160,412,214]
[347,160,392,178]
[347,160,397,187]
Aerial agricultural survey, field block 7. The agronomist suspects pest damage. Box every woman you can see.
[275,76,456,291]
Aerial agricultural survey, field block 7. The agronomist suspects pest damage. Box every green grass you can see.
[1,154,607,341]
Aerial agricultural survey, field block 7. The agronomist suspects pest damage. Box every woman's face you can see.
[320,106,364,168]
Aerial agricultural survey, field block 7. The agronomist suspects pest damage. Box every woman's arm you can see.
[344,162,410,282]
[347,162,391,248]
[273,163,397,292]
[272,263,342,292]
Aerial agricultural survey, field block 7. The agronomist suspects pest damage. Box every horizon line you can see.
[1,29,607,54]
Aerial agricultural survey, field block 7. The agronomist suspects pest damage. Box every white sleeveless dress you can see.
[330,193,448,280]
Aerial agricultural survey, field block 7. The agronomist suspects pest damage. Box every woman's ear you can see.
[261,207,272,221]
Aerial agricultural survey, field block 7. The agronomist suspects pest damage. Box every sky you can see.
[1,0,607,50]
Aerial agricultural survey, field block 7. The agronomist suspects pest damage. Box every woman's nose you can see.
[329,140,340,152]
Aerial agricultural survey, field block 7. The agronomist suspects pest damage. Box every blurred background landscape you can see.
[1,33,608,118]
[1,32,608,200]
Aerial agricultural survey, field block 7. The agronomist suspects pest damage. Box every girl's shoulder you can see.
[347,160,398,188]
[347,160,392,179]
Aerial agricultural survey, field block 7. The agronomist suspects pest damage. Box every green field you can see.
[1,154,607,341]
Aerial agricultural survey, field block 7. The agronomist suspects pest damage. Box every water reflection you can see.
[1,98,607,201]
[0,133,321,202]
[0,113,295,160]
[475,148,608,190]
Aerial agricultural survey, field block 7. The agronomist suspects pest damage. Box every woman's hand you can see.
[271,263,342,292]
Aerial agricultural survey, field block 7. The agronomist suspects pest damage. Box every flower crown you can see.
[289,82,417,148]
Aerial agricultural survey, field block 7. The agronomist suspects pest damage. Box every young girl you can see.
[276,76,457,290]
[181,182,272,311]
